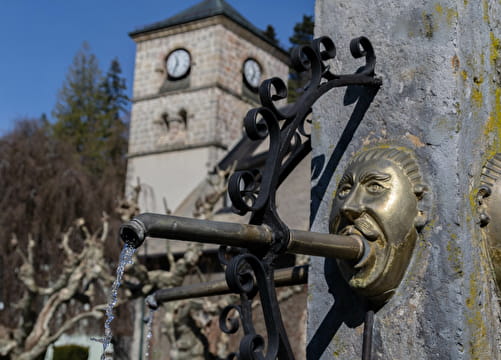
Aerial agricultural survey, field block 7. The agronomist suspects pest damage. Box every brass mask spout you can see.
[120,213,366,261]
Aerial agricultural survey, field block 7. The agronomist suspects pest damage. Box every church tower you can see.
[127,0,289,213]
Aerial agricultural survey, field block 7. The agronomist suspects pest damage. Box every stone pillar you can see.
[308,1,501,359]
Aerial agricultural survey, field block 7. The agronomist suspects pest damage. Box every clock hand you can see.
[252,71,259,84]
[173,56,179,73]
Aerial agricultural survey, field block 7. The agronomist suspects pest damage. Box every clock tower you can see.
[127,0,289,213]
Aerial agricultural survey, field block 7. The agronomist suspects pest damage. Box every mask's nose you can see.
[340,188,364,222]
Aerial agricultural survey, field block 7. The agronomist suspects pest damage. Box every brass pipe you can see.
[120,213,364,261]
[151,265,308,306]
[120,213,272,249]
[288,229,365,260]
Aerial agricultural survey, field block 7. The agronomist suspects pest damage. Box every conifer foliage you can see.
[263,24,279,46]
[287,15,315,103]
[52,42,128,178]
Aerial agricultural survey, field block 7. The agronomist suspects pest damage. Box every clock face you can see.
[166,49,191,79]
[243,58,261,90]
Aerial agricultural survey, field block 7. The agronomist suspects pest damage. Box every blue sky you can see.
[0,1,314,135]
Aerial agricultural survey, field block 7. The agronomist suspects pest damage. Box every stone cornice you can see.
[130,15,290,64]
[131,82,260,107]
[127,141,227,159]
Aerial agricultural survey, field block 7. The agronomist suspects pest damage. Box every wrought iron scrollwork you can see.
[220,304,242,334]
[222,36,381,359]
[221,253,293,360]
[119,35,381,360]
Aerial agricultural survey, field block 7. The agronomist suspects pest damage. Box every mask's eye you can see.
[366,182,386,194]
[337,183,352,198]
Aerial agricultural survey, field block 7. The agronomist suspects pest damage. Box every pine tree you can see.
[53,43,102,159]
[288,15,315,103]
[263,24,279,46]
[52,43,128,176]
[289,15,314,49]
[99,58,129,177]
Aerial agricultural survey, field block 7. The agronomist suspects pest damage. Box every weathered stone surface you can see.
[127,16,289,212]
[129,19,288,155]
[308,1,501,359]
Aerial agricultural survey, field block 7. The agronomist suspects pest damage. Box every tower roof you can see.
[129,0,286,53]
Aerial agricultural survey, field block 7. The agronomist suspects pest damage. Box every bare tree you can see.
[0,153,304,360]
[1,216,116,360]
[0,119,128,359]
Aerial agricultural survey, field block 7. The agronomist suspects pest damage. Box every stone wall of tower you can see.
[132,22,220,99]
[128,88,219,155]
[127,16,289,212]
[128,17,289,157]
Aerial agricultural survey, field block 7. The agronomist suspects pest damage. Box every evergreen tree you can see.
[52,43,128,176]
[288,15,315,103]
[289,15,314,49]
[99,58,129,177]
[53,43,103,158]
[263,24,279,46]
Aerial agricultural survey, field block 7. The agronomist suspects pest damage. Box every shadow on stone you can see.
[308,81,379,359]
[306,259,367,360]
[310,83,379,223]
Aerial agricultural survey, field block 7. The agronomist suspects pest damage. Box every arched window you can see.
[178,108,188,130]
[161,112,169,131]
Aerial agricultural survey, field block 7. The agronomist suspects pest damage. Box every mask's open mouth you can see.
[339,213,385,271]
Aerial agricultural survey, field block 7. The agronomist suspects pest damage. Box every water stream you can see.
[92,243,136,359]
[144,302,157,360]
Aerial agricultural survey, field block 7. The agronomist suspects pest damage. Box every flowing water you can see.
[92,243,136,359]
[144,301,157,360]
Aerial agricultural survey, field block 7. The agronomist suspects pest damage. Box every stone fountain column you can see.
[307,0,501,359]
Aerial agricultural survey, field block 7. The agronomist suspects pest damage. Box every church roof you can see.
[129,0,286,53]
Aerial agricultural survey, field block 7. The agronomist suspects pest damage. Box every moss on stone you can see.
[490,32,500,67]
[447,237,463,275]
[472,87,483,107]
[446,8,458,26]
[435,4,443,15]
[466,273,489,359]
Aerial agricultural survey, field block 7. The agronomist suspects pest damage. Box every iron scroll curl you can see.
[219,304,242,334]
[117,35,382,360]
[222,253,288,360]
[228,35,380,225]
[221,36,381,359]
[228,107,281,215]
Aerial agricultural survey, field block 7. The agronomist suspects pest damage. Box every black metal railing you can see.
[121,35,381,360]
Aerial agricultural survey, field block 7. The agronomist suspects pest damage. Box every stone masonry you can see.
[127,15,288,212]
[308,1,501,359]
[128,17,289,156]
